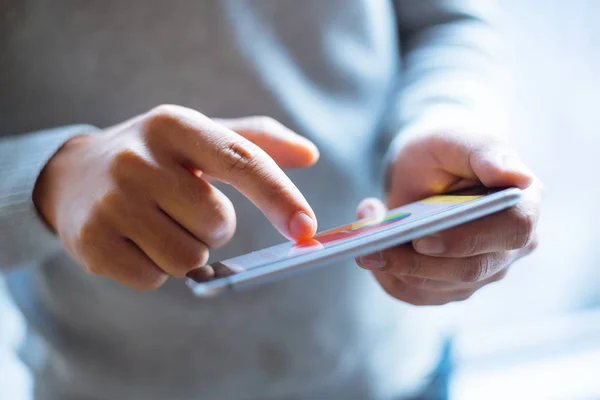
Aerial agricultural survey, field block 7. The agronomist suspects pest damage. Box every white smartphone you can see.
[186,186,521,297]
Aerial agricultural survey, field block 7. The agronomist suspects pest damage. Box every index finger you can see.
[143,105,317,241]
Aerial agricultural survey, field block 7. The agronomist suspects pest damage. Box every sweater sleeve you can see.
[385,0,507,153]
[0,125,97,271]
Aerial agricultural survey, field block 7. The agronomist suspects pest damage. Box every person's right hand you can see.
[33,105,319,290]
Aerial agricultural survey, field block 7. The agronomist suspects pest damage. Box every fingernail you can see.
[357,253,385,269]
[502,155,533,179]
[414,236,445,255]
[290,211,316,241]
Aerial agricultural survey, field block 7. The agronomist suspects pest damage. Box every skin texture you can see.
[33,105,319,290]
[355,129,542,306]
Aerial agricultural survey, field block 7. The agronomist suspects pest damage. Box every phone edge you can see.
[186,188,522,297]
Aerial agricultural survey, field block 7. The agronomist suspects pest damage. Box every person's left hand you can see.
[355,129,542,306]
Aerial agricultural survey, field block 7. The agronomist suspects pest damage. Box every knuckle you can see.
[78,217,100,248]
[460,260,488,283]
[77,211,111,258]
[205,202,237,248]
[404,251,425,276]
[142,105,185,142]
[219,139,260,173]
[76,217,118,277]
[109,150,149,184]
[147,104,183,125]
[511,209,536,249]
[455,234,479,256]
[97,190,124,218]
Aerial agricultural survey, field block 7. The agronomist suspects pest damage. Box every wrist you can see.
[33,134,90,232]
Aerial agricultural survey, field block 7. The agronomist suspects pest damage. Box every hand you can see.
[356,130,542,306]
[33,105,319,290]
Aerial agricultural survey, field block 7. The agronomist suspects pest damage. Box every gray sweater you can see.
[0,1,500,399]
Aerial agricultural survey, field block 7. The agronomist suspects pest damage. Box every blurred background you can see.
[448,1,600,399]
[1,1,599,399]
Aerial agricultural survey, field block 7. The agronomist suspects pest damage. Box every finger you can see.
[356,197,388,220]
[388,239,536,283]
[429,131,536,190]
[154,168,237,249]
[471,145,535,190]
[143,105,317,241]
[79,224,168,291]
[400,268,509,291]
[358,244,513,283]
[105,193,209,278]
[215,116,320,169]
[412,180,542,257]
[354,198,388,267]
[373,272,475,306]
[109,150,237,249]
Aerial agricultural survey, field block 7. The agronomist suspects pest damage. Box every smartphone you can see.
[186,186,521,297]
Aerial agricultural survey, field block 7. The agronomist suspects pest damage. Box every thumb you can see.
[214,116,320,169]
[427,132,536,190]
[470,145,535,190]
[356,197,388,220]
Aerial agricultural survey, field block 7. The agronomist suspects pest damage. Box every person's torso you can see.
[2,1,446,399]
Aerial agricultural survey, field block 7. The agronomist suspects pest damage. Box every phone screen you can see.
[188,187,501,283]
